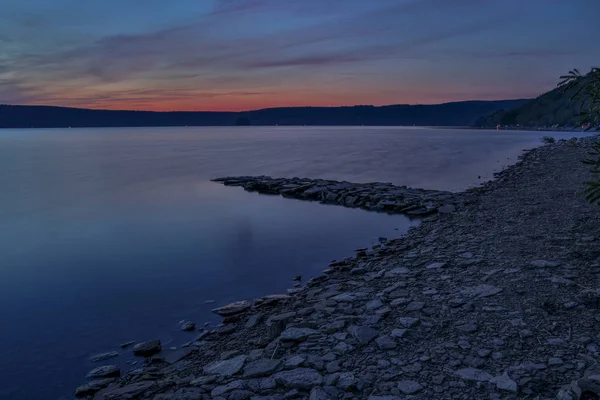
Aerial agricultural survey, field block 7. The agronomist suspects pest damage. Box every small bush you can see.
[541,136,556,144]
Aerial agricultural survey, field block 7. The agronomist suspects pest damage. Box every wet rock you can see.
[490,372,518,392]
[74,378,115,397]
[132,340,161,357]
[273,368,323,389]
[212,300,252,316]
[454,368,493,382]
[180,320,196,331]
[347,325,378,344]
[86,365,120,379]
[243,359,282,378]
[89,351,119,362]
[203,355,247,376]
[397,380,423,394]
[280,327,318,342]
[102,381,154,399]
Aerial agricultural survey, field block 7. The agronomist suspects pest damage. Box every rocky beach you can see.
[76,135,600,400]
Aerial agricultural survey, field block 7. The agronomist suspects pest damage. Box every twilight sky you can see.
[1,0,598,111]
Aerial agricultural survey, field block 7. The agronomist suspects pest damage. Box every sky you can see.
[0,0,598,111]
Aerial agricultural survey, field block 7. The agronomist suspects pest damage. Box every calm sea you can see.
[0,126,583,400]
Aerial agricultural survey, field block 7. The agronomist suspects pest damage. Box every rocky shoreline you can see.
[77,136,600,400]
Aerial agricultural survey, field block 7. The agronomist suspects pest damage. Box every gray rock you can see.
[438,204,456,213]
[102,381,154,399]
[74,378,115,397]
[365,299,383,310]
[212,300,252,316]
[375,335,397,350]
[190,375,217,386]
[397,380,423,394]
[86,365,120,379]
[454,367,493,382]
[280,327,318,342]
[89,351,119,362]
[273,368,323,389]
[310,386,334,400]
[530,260,561,268]
[456,323,478,333]
[132,340,161,357]
[391,329,407,338]
[347,325,378,344]
[460,284,502,298]
[180,320,196,331]
[284,355,306,369]
[405,301,425,311]
[245,314,262,329]
[426,262,446,269]
[490,372,518,392]
[368,397,401,400]
[243,359,282,378]
[211,380,246,397]
[337,372,357,389]
[203,355,247,376]
[398,317,420,328]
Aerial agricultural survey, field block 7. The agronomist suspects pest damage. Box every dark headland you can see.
[0,100,528,128]
[75,135,600,400]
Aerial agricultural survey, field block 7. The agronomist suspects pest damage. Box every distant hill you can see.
[0,100,529,128]
[475,85,586,128]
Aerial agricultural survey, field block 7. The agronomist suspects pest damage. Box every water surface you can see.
[0,126,583,400]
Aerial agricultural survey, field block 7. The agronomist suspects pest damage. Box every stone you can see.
[490,373,518,392]
[347,325,378,344]
[211,380,246,397]
[405,301,425,311]
[180,320,196,331]
[132,340,161,357]
[74,378,115,397]
[102,381,154,399]
[391,329,407,338]
[375,335,397,350]
[243,359,282,378]
[203,355,247,376]
[397,380,423,394]
[280,327,317,342]
[368,397,401,400]
[337,372,358,389]
[89,351,119,362]
[86,365,120,379]
[454,368,493,382]
[460,284,502,298]
[284,355,306,369]
[310,386,333,400]
[438,204,456,213]
[456,323,478,333]
[245,314,262,329]
[212,300,252,316]
[365,299,384,310]
[398,317,420,328]
[273,368,323,389]
[190,375,217,386]
[426,262,446,269]
[530,260,561,268]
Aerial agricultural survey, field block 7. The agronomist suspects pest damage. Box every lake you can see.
[0,126,582,400]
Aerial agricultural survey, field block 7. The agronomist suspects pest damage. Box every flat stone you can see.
[86,365,120,379]
[211,380,246,397]
[490,373,518,392]
[89,351,119,362]
[460,284,502,298]
[103,381,154,399]
[398,317,420,328]
[456,323,478,333]
[180,320,196,331]
[132,340,161,357]
[203,355,247,376]
[438,204,456,213]
[387,267,410,276]
[530,260,561,268]
[284,355,306,369]
[74,378,115,397]
[375,335,397,350]
[405,301,425,311]
[245,314,262,329]
[426,262,446,269]
[273,368,323,389]
[391,329,407,338]
[212,300,252,316]
[243,359,282,378]
[280,327,317,342]
[454,368,493,382]
[190,375,217,386]
[347,325,378,344]
[365,299,384,310]
[310,386,334,400]
[337,372,358,390]
[397,380,423,394]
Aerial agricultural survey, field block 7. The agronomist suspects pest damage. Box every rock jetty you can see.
[77,136,600,399]
[212,176,474,216]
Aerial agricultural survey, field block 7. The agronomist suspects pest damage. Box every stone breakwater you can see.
[211,176,474,216]
[77,136,600,400]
